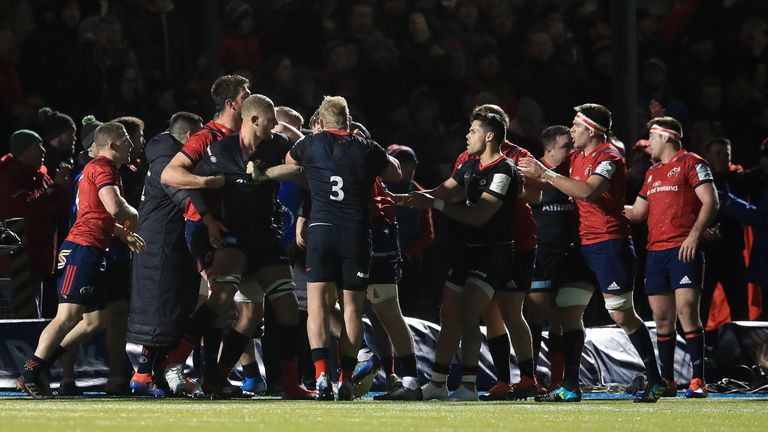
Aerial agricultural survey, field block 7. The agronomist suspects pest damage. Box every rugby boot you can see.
[164,364,193,396]
[661,379,678,397]
[282,382,316,400]
[374,385,423,401]
[535,385,582,402]
[16,361,51,399]
[684,378,708,399]
[351,355,381,385]
[479,381,512,401]
[447,384,479,401]
[202,371,243,399]
[57,380,84,396]
[315,372,334,401]
[130,373,166,397]
[421,382,449,401]
[241,375,267,395]
[507,376,539,400]
[384,374,404,393]
[633,380,668,403]
[336,380,355,401]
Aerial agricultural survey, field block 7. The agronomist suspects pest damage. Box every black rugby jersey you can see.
[451,156,522,245]
[195,132,291,234]
[531,160,578,250]
[289,130,389,226]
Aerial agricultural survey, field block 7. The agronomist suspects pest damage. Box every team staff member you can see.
[519,103,665,403]
[127,112,205,397]
[286,96,402,401]
[17,123,146,398]
[625,117,717,399]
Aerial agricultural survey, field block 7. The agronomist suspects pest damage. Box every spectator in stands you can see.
[0,130,69,317]
[717,140,768,319]
[218,0,264,74]
[38,107,76,178]
[701,138,750,329]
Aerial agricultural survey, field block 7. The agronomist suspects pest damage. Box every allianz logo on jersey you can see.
[356,272,369,278]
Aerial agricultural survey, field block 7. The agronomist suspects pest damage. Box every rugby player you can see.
[286,96,402,400]
[17,122,146,398]
[519,104,666,403]
[624,116,717,399]
[397,112,524,402]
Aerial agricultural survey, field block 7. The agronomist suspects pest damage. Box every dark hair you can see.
[705,137,731,153]
[541,125,570,148]
[169,111,203,137]
[211,74,249,112]
[472,112,506,145]
[647,116,683,144]
[471,104,510,130]
[574,103,612,133]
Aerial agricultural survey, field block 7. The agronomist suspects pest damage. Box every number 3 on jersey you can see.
[330,175,344,201]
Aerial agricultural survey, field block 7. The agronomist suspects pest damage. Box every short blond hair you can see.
[241,94,275,117]
[93,122,128,149]
[318,96,349,130]
[276,106,304,129]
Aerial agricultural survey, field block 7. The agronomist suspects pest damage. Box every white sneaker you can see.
[164,364,189,395]
[421,382,449,400]
[448,384,479,401]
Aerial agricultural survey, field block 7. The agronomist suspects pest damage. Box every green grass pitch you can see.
[2,398,768,432]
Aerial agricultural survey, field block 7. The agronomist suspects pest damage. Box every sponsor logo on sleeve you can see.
[594,161,617,179]
[695,163,713,181]
[489,173,511,195]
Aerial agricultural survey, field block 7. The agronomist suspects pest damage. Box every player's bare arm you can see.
[161,152,225,190]
[402,190,503,227]
[519,157,610,201]
[98,185,139,231]
[679,182,719,262]
[624,196,649,223]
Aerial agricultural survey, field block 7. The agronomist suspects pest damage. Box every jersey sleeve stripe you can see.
[97,182,118,190]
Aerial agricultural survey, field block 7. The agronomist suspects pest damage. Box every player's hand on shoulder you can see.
[518,156,544,179]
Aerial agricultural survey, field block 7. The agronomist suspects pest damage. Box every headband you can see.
[574,112,607,134]
[650,124,682,141]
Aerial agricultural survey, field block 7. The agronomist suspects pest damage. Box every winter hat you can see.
[80,115,103,150]
[38,107,76,142]
[10,129,43,157]
[387,144,419,164]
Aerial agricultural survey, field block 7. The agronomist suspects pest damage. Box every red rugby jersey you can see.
[639,150,714,250]
[67,157,123,251]
[452,140,537,251]
[370,177,397,224]
[569,142,631,245]
[179,120,234,221]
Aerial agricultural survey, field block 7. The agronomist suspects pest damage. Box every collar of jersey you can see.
[325,129,351,136]
[479,155,505,170]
